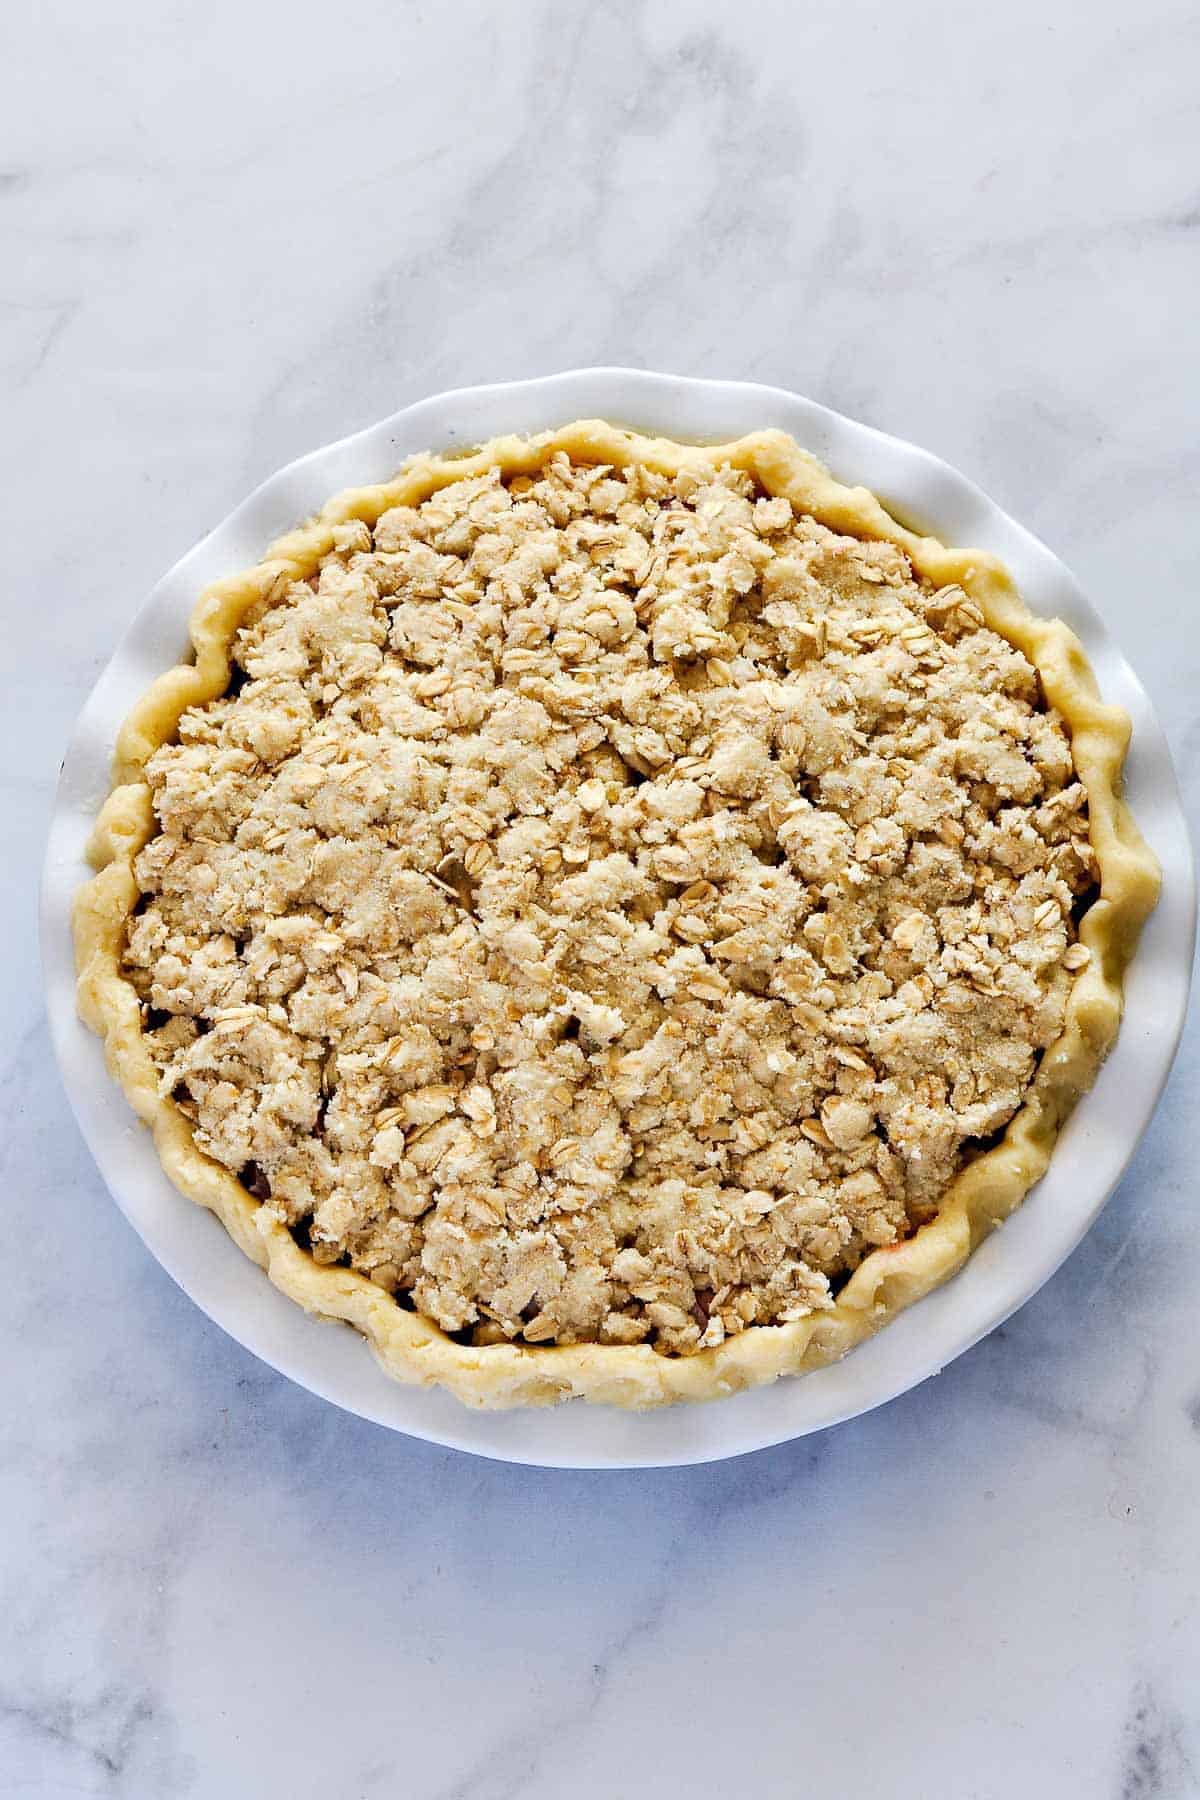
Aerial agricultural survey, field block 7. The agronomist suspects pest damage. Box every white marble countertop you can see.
[4,1,1198,1794]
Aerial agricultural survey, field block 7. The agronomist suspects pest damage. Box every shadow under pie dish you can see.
[73,419,1160,1410]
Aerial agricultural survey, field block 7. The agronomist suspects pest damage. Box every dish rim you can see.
[41,367,1196,1468]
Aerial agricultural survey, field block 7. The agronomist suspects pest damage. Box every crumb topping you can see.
[124,449,1097,1355]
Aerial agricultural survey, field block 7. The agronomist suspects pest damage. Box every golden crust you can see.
[74,422,1160,1409]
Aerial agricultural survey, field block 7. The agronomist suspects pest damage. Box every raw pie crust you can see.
[75,423,1160,1409]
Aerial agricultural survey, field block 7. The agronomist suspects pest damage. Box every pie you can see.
[74,422,1160,1408]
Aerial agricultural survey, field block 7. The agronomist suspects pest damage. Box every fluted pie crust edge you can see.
[73,422,1160,1409]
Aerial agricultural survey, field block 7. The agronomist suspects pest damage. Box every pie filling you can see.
[123,450,1096,1356]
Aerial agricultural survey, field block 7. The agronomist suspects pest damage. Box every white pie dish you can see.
[41,369,1195,1468]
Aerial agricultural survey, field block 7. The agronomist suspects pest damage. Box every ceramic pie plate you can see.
[41,370,1195,1469]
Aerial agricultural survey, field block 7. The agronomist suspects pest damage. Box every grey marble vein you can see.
[2,0,1199,1794]
[1121,1683,1196,1800]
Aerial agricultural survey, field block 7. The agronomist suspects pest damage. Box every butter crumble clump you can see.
[124,449,1096,1355]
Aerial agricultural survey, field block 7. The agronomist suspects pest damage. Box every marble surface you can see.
[4,0,1199,1793]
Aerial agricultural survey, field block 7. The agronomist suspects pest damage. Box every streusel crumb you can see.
[124,449,1096,1354]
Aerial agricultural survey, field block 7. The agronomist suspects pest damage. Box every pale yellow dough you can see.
[75,423,1159,1409]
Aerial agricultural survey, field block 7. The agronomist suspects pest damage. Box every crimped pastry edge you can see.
[73,421,1161,1409]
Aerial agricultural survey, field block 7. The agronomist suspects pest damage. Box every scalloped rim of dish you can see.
[41,369,1195,1469]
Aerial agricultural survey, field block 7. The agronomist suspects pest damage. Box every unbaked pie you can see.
[75,423,1159,1407]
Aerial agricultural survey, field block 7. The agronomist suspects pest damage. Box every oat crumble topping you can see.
[124,449,1097,1355]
